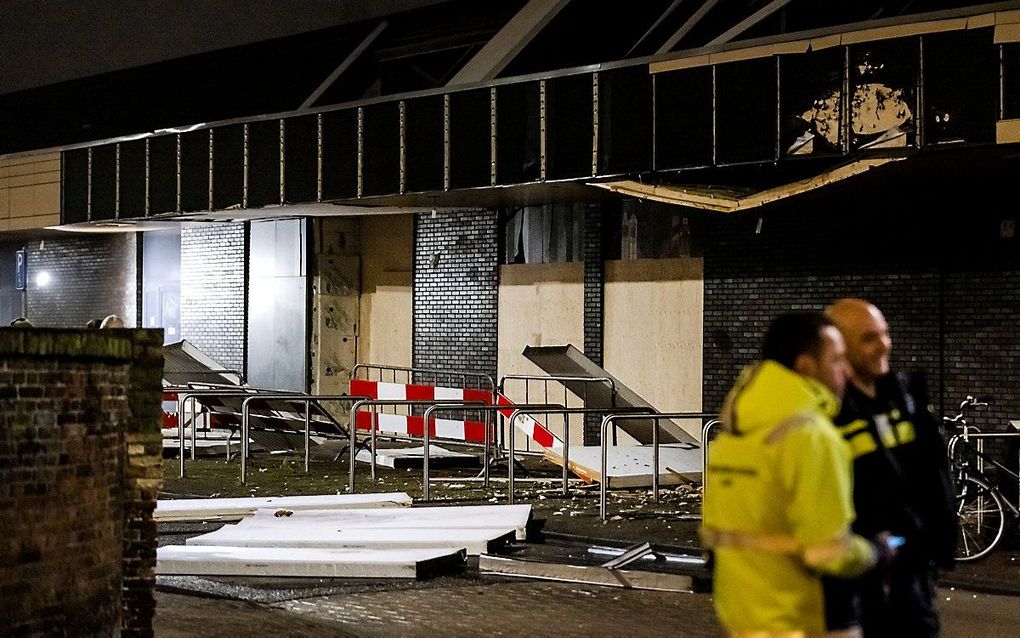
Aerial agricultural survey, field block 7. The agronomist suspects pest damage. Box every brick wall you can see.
[25,233,137,327]
[701,163,1019,441]
[180,224,247,375]
[0,328,163,636]
[121,331,165,637]
[413,210,498,379]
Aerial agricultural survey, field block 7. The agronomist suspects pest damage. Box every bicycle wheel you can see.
[954,475,1006,561]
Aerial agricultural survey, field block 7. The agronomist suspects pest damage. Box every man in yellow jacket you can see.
[703,312,889,637]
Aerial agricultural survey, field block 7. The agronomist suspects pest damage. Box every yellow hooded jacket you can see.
[702,361,877,635]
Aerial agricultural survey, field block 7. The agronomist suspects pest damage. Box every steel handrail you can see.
[352,363,495,393]
[701,418,724,489]
[498,374,619,450]
[421,403,566,501]
[600,412,718,521]
[175,387,297,477]
[348,399,487,499]
[238,393,368,484]
[507,406,658,504]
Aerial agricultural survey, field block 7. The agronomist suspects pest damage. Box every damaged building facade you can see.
[2,0,1020,444]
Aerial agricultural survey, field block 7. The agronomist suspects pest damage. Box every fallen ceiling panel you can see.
[157,545,466,579]
[545,443,702,487]
[154,492,413,523]
[187,522,517,555]
[522,344,697,445]
[245,504,533,541]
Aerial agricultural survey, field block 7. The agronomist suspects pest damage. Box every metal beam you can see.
[299,21,388,111]
[707,0,793,46]
[628,0,687,56]
[446,0,570,86]
[657,0,723,54]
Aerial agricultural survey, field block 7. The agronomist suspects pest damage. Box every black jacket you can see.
[834,372,957,568]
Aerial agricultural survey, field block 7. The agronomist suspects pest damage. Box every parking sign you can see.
[15,250,26,290]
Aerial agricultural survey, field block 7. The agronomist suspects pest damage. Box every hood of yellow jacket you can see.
[721,360,840,435]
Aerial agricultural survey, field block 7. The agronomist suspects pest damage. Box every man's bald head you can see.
[825,298,892,391]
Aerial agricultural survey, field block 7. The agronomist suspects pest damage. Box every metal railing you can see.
[353,363,495,394]
[498,374,618,451]
[948,429,1020,512]
[600,412,718,521]
[239,393,368,484]
[420,403,567,501]
[173,387,298,477]
[348,398,488,500]
[507,406,658,505]
[701,418,725,489]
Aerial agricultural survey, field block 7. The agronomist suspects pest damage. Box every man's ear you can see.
[792,353,815,378]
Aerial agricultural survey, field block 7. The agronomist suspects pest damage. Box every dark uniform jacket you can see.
[833,372,956,568]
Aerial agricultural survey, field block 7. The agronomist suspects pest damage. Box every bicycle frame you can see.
[948,431,1020,516]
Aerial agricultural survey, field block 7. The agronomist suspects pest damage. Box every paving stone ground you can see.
[155,445,1020,636]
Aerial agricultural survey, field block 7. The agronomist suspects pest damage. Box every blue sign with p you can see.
[15,250,26,290]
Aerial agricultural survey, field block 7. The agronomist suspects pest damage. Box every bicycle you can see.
[943,396,1020,561]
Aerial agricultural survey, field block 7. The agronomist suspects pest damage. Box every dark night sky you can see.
[0,0,447,95]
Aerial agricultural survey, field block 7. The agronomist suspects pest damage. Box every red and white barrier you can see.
[350,380,492,405]
[495,393,563,451]
[348,379,563,450]
[163,391,179,429]
[353,411,490,443]
[350,379,492,443]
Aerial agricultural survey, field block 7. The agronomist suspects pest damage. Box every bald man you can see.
[826,299,956,638]
[100,314,125,329]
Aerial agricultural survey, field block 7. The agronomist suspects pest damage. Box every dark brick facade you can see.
[413,210,498,380]
[583,205,604,444]
[701,160,1020,442]
[0,329,164,636]
[25,234,137,327]
[180,224,247,376]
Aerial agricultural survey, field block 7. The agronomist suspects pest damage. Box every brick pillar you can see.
[413,209,499,380]
[0,328,163,637]
[121,331,165,637]
[583,205,604,444]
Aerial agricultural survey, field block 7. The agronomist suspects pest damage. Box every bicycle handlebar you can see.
[960,395,990,410]
[944,395,991,428]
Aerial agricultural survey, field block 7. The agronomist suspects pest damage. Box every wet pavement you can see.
[156,443,1020,636]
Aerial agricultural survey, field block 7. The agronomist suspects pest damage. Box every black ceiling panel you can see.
[654,66,714,170]
[284,115,319,204]
[118,139,147,218]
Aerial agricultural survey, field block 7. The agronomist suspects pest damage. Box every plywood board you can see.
[157,545,466,579]
[545,444,702,488]
[997,119,1020,143]
[154,492,413,522]
[604,258,704,441]
[359,214,413,369]
[187,523,517,555]
[498,262,585,448]
[246,504,532,541]
[479,555,693,592]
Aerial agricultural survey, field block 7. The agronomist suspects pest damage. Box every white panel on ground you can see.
[355,445,480,469]
[154,492,413,522]
[157,545,466,579]
[546,444,702,487]
[247,504,532,540]
[187,523,517,555]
